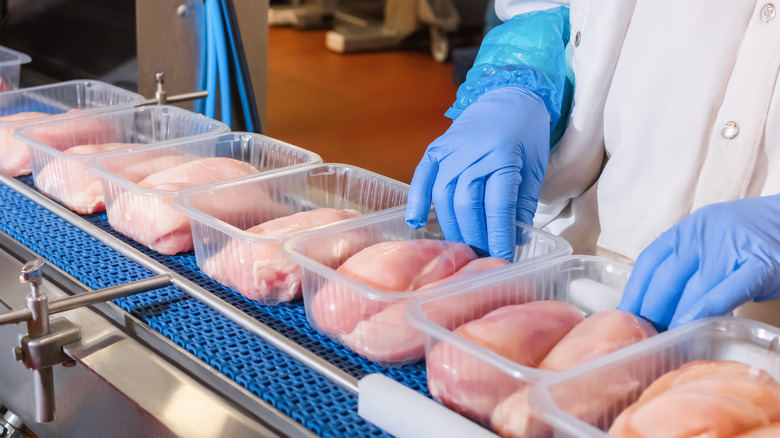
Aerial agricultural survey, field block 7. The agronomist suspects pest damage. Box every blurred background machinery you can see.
[0,0,490,133]
[0,0,267,132]
[0,0,492,183]
[270,0,488,62]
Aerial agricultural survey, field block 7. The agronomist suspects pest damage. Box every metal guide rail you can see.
[0,173,432,437]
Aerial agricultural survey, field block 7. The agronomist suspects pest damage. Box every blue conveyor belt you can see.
[2,176,431,437]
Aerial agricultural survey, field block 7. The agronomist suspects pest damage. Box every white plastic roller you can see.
[358,373,499,438]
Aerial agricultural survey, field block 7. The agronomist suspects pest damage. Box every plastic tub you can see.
[173,163,409,305]
[15,105,228,214]
[86,132,323,255]
[528,316,780,438]
[0,79,145,176]
[282,210,573,367]
[0,45,31,90]
[402,255,634,434]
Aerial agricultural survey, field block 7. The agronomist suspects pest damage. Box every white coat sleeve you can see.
[495,0,571,21]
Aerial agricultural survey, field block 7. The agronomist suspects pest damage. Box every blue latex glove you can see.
[405,87,550,260]
[618,195,780,329]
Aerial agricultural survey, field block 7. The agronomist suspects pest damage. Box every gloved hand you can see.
[405,87,551,261]
[618,194,780,329]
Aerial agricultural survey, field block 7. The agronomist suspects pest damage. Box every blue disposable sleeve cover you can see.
[446,6,571,142]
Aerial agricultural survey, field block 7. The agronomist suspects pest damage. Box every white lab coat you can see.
[495,0,780,324]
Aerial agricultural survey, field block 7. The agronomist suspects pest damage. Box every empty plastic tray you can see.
[0,79,145,176]
[15,105,228,214]
[87,132,323,255]
[283,210,573,367]
[528,316,780,437]
[173,163,409,305]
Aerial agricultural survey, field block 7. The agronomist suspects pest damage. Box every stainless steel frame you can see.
[0,171,368,436]
[0,231,284,437]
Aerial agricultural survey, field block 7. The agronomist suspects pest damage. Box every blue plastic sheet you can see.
[446,6,571,144]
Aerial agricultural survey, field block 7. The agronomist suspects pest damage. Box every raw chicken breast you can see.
[310,240,478,338]
[620,360,753,407]
[734,424,780,437]
[2,112,115,177]
[247,208,363,237]
[539,311,657,372]
[609,361,780,438]
[418,257,512,291]
[613,393,766,438]
[35,142,139,214]
[135,157,259,190]
[0,112,51,176]
[427,301,584,424]
[98,150,191,184]
[341,257,510,363]
[417,257,517,328]
[489,389,548,438]
[108,157,261,254]
[202,208,363,304]
[490,310,657,438]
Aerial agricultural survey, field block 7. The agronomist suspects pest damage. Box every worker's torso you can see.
[531,0,780,325]
[536,0,780,259]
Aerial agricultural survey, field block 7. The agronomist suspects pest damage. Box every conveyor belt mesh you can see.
[2,176,432,437]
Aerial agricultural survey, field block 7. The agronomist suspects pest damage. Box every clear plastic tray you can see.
[282,210,574,367]
[173,163,409,305]
[0,79,145,176]
[403,255,633,434]
[0,44,31,90]
[528,316,780,438]
[86,132,323,255]
[15,105,228,214]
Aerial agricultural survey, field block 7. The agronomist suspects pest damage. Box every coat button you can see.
[722,121,740,139]
[761,3,776,23]
[574,31,581,47]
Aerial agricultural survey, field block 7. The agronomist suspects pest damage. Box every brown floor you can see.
[265,27,459,184]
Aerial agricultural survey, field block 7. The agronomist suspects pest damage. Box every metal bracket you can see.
[0,259,173,423]
[0,409,28,438]
[139,71,208,106]
[14,319,81,371]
